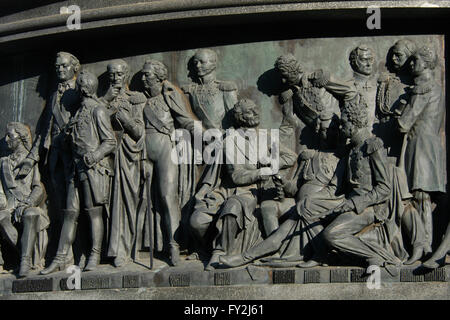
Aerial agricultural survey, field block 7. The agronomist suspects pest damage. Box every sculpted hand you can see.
[332,200,355,214]
[116,107,132,126]
[299,149,316,161]
[15,205,26,222]
[83,152,97,168]
[308,69,329,87]
[258,167,272,182]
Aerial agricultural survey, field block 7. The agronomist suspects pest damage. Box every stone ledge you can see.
[3,282,450,300]
[0,258,447,297]
[1,1,450,44]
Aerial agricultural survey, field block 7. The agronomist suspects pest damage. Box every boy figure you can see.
[42,71,116,274]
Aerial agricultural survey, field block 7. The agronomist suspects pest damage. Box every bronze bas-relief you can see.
[2,36,447,279]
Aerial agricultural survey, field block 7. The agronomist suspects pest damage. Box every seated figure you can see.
[205,99,296,270]
[219,148,345,268]
[322,94,408,276]
[0,122,49,277]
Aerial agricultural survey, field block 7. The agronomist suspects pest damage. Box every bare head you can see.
[107,59,130,95]
[349,45,375,76]
[233,99,260,128]
[193,49,217,78]
[141,59,168,97]
[391,39,416,71]
[274,54,304,86]
[55,52,80,82]
[5,122,32,152]
[76,70,98,98]
[410,45,437,76]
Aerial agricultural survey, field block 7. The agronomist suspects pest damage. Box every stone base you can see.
[0,255,448,299]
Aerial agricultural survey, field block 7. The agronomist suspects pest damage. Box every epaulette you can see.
[279,89,293,104]
[217,80,237,91]
[365,136,384,154]
[127,91,147,104]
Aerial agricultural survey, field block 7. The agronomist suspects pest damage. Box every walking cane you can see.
[145,163,154,270]
[396,99,409,169]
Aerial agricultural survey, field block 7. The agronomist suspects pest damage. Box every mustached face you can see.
[55,55,76,82]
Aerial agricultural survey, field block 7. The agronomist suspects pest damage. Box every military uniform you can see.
[67,97,116,210]
[185,79,238,251]
[43,96,116,274]
[376,72,412,160]
[182,80,237,130]
[137,80,197,263]
[323,132,405,266]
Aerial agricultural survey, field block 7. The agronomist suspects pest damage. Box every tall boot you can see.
[41,209,79,275]
[18,211,39,278]
[84,207,104,271]
[163,195,181,266]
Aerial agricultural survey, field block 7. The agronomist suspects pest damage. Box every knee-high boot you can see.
[162,195,181,266]
[41,209,79,275]
[18,212,39,278]
[84,206,104,271]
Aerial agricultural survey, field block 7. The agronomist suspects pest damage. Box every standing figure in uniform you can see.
[41,71,116,274]
[184,49,239,260]
[140,59,198,266]
[349,45,378,131]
